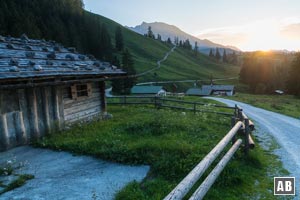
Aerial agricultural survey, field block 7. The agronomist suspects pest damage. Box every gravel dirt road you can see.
[207,97,300,198]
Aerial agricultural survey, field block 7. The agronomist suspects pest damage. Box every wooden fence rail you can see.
[107,96,236,116]
[164,121,243,200]
[189,139,243,200]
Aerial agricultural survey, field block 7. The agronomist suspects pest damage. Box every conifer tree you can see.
[122,48,137,94]
[157,34,162,41]
[111,56,124,93]
[147,26,155,39]
[115,26,124,51]
[167,37,172,44]
[209,49,214,57]
[215,48,221,61]
[223,49,228,63]
[174,37,179,45]
[231,51,238,64]
[99,24,113,61]
[194,41,198,56]
[179,40,183,47]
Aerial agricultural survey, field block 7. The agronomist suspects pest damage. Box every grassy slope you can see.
[88,12,240,88]
[226,93,300,118]
[36,100,288,199]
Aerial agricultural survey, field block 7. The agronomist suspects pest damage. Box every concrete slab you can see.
[0,146,150,200]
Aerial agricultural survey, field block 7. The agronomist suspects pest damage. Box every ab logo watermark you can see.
[274,177,295,195]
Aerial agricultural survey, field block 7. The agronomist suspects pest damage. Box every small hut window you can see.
[71,83,92,100]
[76,84,88,97]
[63,86,72,99]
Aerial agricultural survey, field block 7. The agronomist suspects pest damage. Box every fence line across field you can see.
[107,96,236,116]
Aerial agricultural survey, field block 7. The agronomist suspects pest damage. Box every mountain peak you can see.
[128,21,239,54]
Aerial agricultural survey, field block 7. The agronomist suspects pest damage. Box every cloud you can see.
[280,23,300,40]
[197,28,248,47]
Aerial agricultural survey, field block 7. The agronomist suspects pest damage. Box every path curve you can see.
[136,45,176,82]
[206,97,300,182]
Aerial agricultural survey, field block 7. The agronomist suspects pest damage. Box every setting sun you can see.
[242,20,281,51]
[198,19,300,52]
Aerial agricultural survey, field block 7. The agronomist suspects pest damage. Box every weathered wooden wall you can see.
[63,82,103,123]
[0,82,105,151]
[0,86,64,151]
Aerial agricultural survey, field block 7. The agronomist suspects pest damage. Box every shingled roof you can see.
[186,85,235,96]
[0,34,125,86]
[131,86,165,94]
[202,85,235,91]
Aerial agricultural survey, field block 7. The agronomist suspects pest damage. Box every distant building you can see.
[131,86,166,96]
[0,34,125,151]
[202,85,235,96]
[186,85,235,96]
[275,90,284,95]
[186,88,203,96]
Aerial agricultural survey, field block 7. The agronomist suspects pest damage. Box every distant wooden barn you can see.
[186,85,235,96]
[131,86,167,96]
[0,34,125,151]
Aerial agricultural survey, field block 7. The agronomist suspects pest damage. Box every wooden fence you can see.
[164,105,255,200]
[108,95,255,200]
[107,96,236,116]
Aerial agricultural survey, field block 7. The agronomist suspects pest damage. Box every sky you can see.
[83,0,300,51]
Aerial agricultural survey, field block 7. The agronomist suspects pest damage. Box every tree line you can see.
[239,51,300,96]
[0,0,136,94]
[145,26,201,58]
[209,48,238,64]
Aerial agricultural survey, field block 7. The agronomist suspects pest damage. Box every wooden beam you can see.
[18,89,30,140]
[28,88,40,139]
[248,134,255,149]
[99,81,106,113]
[0,114,9,151]
[53,86,64,129]
[164,121,243,200]
[13,111,27,144]
[189,139,243,200]
[244,118,250,153]
[0,74,126,90]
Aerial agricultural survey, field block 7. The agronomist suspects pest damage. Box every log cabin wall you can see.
[0,86,64,151]
[63,82,104,124]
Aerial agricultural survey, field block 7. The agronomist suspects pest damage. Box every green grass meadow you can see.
[35,101,289,200]
[226,93,300,118]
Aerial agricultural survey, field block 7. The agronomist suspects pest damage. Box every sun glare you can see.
[200,19,300,52]
[241,20,281,51]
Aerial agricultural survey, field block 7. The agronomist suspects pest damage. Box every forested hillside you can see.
[0,0,112,60]
[0,0,240,90]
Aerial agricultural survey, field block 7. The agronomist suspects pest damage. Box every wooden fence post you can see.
[231,116,236,145]
[244,118,250,154]
[234,104,238,118]
[193,103,196,114]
